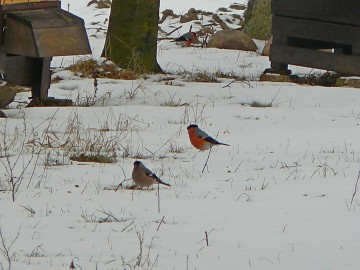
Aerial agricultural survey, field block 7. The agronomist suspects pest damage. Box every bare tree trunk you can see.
[102,0,162,73]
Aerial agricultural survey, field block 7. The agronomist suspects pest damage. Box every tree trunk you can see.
[102,0,162,73]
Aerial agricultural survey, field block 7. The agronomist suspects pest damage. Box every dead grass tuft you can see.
[70,153,115,163]
[188,71,220,83]
[66,58,139,80]
[290,72,340,87]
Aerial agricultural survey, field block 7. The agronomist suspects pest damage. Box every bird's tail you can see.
[205,136,230,146]
[218,142,230,146]
[158,180,171,187]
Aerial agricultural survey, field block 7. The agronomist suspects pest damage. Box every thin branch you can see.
[350,171,360,207]
[157,181,160,213]
[166,25,182,36]
[115,166,128,192]
[201,147,213,174]
[156,216,165,231]
[0,225,21,270]
[222,80,236,89]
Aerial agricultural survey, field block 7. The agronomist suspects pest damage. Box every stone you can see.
[160,9,176,23]
[259,73,292,82]
[180,8,199,23]
[336,77,360,88]
[207,30,257,51]
[262,36,273,56]
[0,85,17,109]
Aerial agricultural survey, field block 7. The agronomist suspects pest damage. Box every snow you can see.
[1,1,360,270]
[159,0,247,14]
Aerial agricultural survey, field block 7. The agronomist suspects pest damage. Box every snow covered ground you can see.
[1,1,360,270]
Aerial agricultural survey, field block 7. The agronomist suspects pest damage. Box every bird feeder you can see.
[268,0,360,76]
[0,0,91,100]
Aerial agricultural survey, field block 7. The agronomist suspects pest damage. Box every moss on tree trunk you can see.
[102,0,162,73]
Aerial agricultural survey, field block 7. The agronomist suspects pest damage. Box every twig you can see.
[269,88,281,106]
[222,80,236,89]
[349,171,360,208]
[0,225,21,270]
[205,231,209,246]
[234,160,244,173]
[115,178,130,192]
[167,25,182,36]
[157,181,160,213]
[121,221,134,232]
[156,216,165,231]
[115,166,128,192]
[201,146,213,173]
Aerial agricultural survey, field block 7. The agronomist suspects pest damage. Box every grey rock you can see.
[208,30,257,51]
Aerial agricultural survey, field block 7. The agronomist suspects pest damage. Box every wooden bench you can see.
[268,0,360,76]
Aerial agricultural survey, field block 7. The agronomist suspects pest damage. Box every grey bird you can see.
[132,161,171,187]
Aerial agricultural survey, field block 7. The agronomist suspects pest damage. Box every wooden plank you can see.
[0,1,60,11]
[8,8,85,28]
[1,0,57,3]
[4,16,38,57]
[272,0,360,26]
[34,26,91,57]
[272,16,360,46]
[270,44,360,76]
[4,9,91,57]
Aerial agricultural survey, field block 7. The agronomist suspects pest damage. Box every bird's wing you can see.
[175,32,192,41]
[174,36,187,42]
[195,128,210,139]
[143,166,160,180]
[142,165,170,186]
[204,136,220,144]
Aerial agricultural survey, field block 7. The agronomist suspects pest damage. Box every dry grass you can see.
[289,72,340,87]
[70,153,115,163]
[189,71,220,83]
[66,58,139,80]
[24,111,145,164]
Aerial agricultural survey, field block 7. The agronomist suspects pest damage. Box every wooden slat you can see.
[0,1,60,11]
[270,44,360,76]
[272,0,360,26]
[8,8,85,28]
[4,8,91,57]
[272,16,360,46]
[1,0,56,4]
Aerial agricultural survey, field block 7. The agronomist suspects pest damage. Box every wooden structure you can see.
[0,0,91,99]
[268,0,360,76]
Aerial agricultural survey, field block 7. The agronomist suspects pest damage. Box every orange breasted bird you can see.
[172,32,197,47]
[187,124,230,151]
[132,161,171,187]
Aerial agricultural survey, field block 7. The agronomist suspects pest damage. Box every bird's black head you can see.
[187,124,198,130]
[133,160,142,167]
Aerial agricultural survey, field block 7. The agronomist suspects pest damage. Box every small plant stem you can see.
[156,216,165,231]
[157,182,160,213]
[201,147,213,173]
[167,25,182,36]
[205,231,209,246]
[350,170,360,208]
